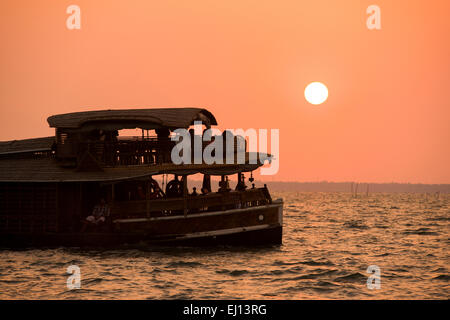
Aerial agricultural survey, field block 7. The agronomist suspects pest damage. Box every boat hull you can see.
[0,202,283,248]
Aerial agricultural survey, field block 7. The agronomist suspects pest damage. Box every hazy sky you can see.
[1,0,449,183]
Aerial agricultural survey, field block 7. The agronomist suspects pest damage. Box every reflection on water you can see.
[0,192,448,299]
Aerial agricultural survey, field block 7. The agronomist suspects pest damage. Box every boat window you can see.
[59,133,68,144]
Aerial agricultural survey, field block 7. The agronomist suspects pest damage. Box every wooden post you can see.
[183,175,188,217]
[77,182,83,233]
[56,182,59,232]
[220,175,225,192]
[111,183,115,202]
[146,180,150,218]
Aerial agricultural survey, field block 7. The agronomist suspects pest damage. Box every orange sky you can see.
[1,0,449,183]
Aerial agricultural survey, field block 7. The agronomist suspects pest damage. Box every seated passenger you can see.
[84,198,110,227]
[218,177,231,192]
[136,185,146,200]
[149,177,165,199]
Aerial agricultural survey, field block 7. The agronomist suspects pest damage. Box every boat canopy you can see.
[0,136,54,155]
[47,108,218,132]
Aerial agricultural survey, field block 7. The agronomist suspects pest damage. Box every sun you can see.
[304,82,328,105]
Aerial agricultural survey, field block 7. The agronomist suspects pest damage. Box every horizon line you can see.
[186,178,450,185]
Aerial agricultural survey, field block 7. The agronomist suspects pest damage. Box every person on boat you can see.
[156,128,171,163]
[235,173,247,191]
[104,130,118,165]
[136,185,146,200]
[201,174,211,194]
[218,176,231,192]
[82,198,110,231]
[148,177,165,199]
[166,175,183,198]
[135,178,164,200]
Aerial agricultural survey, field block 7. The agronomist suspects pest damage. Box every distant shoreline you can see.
[184,179,450,193]
[264,181,450,193]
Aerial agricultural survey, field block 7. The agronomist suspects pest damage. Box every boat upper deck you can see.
[0,157,263,182]
[0,108,271,182]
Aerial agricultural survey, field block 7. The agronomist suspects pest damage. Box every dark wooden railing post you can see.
[182,176,188,217]
[146,181,151,218]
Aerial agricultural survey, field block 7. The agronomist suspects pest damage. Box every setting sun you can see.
[304,82,328,105]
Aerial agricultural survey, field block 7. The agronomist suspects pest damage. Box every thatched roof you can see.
[0,137,55,155]
[0,158,263,182]
[47,108,217,131]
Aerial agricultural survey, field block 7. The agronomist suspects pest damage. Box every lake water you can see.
[0,192,448,299]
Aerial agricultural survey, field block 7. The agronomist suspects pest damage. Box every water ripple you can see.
[0,192,448,299]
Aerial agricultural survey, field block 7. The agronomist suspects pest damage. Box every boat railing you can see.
[77,137,175,166]
[110,188,272,219]
[76,135,244,167]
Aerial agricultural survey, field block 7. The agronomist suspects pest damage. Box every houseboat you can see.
[0,108,283,247]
